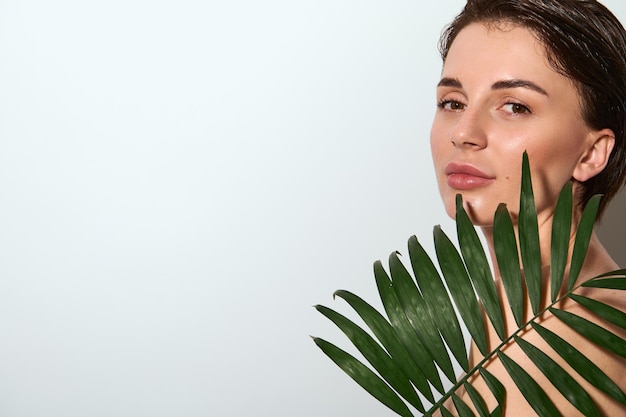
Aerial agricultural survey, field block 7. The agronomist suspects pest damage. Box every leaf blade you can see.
[569,293,626,330]
[568,195,601,290]
[518,152,542,314]
[497,351,563,417]
[434,226,488,355]
[455,195,506,341]
[312,337,414,417]
[374,261,445,394]
[408,235,469,372]
[550,307,626,358]
[582,277,626,290]
[464,382,490,417]
[550,182,573,301]
[479,368,505,417]
[493,204,524,327]
[315,304,425,411]
[532,322,626,405]
[333,289,434,402]
[452,394,477,417]
[515,336,601,417]
[389,252,457,383]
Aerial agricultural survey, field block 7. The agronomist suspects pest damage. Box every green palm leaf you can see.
[440,407,456,417]
[582,271,626,289]
[389,251,457,382]
[408,235,469,371]
[568,195,602,290]
[312,152,626,416]
[569,293,626,329]
[519,152,542,314]
[493,203,525,327]
[550,308,626,358]
[451,394,477,417]
[373,260,445,394]
[333,289,435,402]
[479,368,504,417]
[514,335,602,417]
[314,304,425,411]
[434,226,489,356]
[531,322,626,405]
[312,337,415,417]
[497,351,562,417]
[550,182,572,301]
[463,382,489,417]
[456,195,506,341]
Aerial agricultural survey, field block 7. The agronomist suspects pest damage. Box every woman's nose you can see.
[450,108,488,149]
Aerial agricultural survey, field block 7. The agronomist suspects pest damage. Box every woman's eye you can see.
[438,100,466,111]
[503,102,530,114]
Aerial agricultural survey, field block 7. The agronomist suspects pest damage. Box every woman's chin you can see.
[444,197,502,227]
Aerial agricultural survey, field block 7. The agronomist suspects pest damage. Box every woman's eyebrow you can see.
[437,77,549,97]
[437,77,462,88]
[491,79,549,96]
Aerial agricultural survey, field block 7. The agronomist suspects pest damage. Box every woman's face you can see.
[430,23,598,226]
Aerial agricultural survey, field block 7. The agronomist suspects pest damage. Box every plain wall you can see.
[1,1,625,416]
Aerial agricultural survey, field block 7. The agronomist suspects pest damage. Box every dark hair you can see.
[439,0,626,217]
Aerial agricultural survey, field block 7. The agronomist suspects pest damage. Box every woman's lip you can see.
[445,162,495,190]
[445,162,493,177]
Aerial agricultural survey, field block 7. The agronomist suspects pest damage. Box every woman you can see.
[431,0,626,415]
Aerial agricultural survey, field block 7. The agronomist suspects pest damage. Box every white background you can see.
[1,1,625,416]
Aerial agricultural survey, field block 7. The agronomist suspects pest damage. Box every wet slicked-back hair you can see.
[439,0,626,217]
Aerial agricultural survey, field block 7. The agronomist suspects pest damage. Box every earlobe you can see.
[572,129,615,182]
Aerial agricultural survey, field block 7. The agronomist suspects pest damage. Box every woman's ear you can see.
[572,128,615,182]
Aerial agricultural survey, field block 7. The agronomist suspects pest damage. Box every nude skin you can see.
[430,23,626,416]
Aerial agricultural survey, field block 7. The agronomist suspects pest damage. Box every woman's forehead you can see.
[441,23,570,91]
